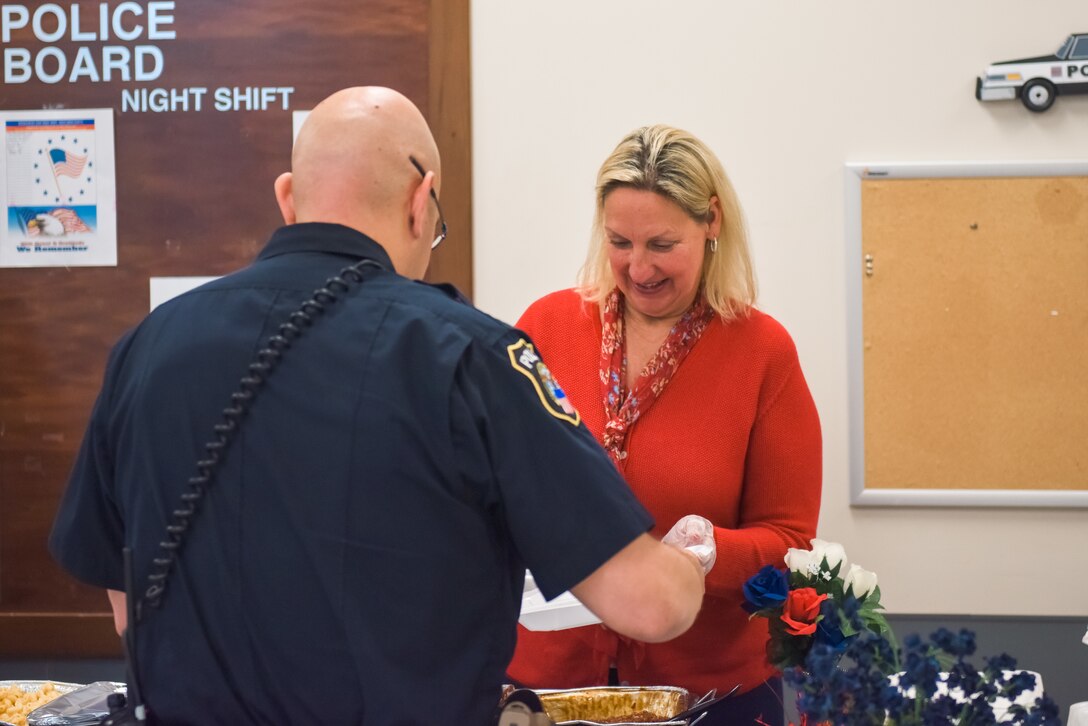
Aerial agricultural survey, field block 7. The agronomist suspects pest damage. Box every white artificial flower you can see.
[843,563,879,599]
[808,538,848,574]
[784,547,816,574]
[783,548,818,574]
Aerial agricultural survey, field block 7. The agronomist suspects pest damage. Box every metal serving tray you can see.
[536,686,691,725]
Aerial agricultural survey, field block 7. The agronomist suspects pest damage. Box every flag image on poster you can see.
[49,148,89,178]
[1,109,117,267]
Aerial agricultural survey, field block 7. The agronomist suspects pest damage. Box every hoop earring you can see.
[707,238,718,253]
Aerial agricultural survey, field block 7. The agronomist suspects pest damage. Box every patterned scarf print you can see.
[599,287,715,467]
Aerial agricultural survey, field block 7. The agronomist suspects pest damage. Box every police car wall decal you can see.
[976,33,1088,112]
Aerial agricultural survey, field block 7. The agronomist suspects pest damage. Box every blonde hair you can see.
[577,124,756,320]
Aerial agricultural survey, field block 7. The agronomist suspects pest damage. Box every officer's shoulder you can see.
[394,279,516,344]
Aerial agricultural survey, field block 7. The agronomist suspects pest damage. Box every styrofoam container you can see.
[519,571,602,631]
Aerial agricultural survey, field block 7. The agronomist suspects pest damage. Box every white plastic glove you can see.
[662,514,717,574]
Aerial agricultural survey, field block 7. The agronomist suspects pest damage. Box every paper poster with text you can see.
[1,109,117,267]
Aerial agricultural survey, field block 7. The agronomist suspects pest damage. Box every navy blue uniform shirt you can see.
[49,223,653,725]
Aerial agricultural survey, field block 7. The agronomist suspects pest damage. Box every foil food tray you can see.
[0,683,84,695]
[0,682,83,726]
[536,686,691,725]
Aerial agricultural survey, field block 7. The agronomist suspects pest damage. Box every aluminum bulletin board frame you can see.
[845,160,1088,507]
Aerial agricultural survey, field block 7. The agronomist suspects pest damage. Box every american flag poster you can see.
[1,109,116,267]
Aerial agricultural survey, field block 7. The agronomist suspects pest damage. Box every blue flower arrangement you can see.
[743,541,1061,725]
[784,623,1060,725]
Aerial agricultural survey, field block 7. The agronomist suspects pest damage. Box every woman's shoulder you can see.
[518,288,598,329]
[523,288,588,313]
[709,306,801,361]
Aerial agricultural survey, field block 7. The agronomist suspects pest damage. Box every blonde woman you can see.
[507,125,823,726]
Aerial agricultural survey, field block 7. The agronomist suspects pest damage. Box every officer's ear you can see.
[274,172,296,225]
[407,170,434,243]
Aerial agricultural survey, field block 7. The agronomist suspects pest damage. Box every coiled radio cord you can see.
[138,257,385,617]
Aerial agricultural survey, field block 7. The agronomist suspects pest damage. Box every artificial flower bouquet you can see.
[743,538,893,672]
[743,540,1060,725]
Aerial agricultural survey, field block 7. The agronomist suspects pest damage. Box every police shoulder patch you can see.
[506,338,581,426]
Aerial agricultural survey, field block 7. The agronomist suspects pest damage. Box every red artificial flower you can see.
[780,587,827,636]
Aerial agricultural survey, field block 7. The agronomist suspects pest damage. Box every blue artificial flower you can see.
[930,626,977,657]
[841,591,864,621]
[986,652,1018,672]
[901,648,941,699]
[944,661,979,692]
[813,598,852,653]
[796,689,835,722]
[1002,670,1038,699]
[922,695,962,724]
[742,564,789,613]
[804,642,841,681]
[1023,694,1062,725]
[880,681,912,721]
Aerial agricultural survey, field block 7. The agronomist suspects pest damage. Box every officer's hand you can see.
[662,514,716,575]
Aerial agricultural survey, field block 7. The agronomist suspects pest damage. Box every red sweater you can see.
[507,289,822,697]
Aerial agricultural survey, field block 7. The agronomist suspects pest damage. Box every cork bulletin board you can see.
[0,0,471,657]
[845,162,1088,507]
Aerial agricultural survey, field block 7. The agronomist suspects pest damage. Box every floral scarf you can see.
[599,288,715,467]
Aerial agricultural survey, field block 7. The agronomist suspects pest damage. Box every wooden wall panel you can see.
[0,0,470,656]
[426,0,472,293]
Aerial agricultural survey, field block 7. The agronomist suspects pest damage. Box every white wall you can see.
[471,1,1088,617]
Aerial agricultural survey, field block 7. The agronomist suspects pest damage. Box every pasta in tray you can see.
[537,687,688,724]
[0,682,61,726]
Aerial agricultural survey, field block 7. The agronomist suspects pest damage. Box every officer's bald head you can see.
[274,87,441,277]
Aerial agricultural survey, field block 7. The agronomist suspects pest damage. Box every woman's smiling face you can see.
[603,186,719,325]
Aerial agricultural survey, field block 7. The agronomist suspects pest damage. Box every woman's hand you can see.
[662,515,717,574]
